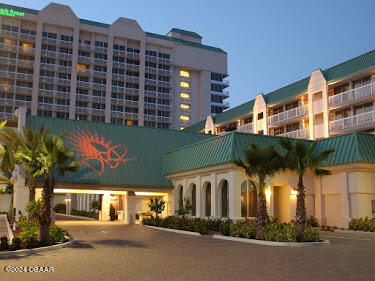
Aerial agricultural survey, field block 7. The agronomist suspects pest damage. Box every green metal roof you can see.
[322,49,375,83]
[214,100,255,125]
[163,132,375,175]
[80,19,110,28]
[145,32,226,54]
[182,119,206,133]
[169,28,202,39]
[26,116,213,188]
[0,2,38,15]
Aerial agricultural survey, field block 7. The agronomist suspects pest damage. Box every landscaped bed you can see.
[1,201,71,253]
[142,217,321,243]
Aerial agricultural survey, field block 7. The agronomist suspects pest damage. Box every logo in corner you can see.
[69,129,136,175]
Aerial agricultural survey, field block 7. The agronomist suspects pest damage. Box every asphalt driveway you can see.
[1,220,374,281]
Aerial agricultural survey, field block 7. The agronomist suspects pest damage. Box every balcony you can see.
[268,105,307,126]
[124,112,138,119]
[158,104,171,111]
[126,100,138,107]
[42,37,57,45]
[144,90,157,97]
[127,52,139,59]
[144,102,156,109]
[0,43,17,52]
[145,67,157,74]
[39,90,55,97]
[113,49,126,57]
[58,53,72,60]
[157,116,171,123]
[94,58,107,65]
[94,46,107,53]
[41,50,56,58]
[145,79,157,86]
[59,40,73,48]
[92,83,106,91]
[57,66,72,73]
[55,105,69,112]
[18,59,34,67]
[76,94,90,101]
[39,76,55,83]
[77,81,90,88]
[112,61,126,69]
[76,107,90,114]
[92,96,106,103]
[92,109,105,116]
[56,91,70,99]
[0,112,16,120]
[38,103,53,110]
[0,30,18,38]
[158,80,171,88]
[157,92,170,100]
[0,98,15,106]
[111,98,125,105]
[20,33,36,41]
[18,46,35,55]
[78,56,92,64]
[93,71,107,78]
[112,74,125,81]
[236,123,253,133]
[279,128,308,139]
[127,64,139,71]
[144,114,156,121]
[56,78,71,86]
[0,57,16,65]
[330,110,375,133]
[158,57,171,65]
[145,55,157,62]
[126,76,139,83]
[79,44,91,51]
[158,69,172,76]
[15,100,31,107]
[0,70,15,79]
[112,85,125,93]
[15,86,33,94]
[126,88,138,95]
[329,82,375,107]
[40,63,56,71]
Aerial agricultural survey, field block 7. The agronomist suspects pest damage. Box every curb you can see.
[144,225,202,236]
[212,235,330,247]
[3,215,14,242]
[0,239,73,258]
[334,229,375,235]
[56,214,95,220]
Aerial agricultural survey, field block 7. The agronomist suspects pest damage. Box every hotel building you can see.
[0,2,228,130]
[185,49,375,138]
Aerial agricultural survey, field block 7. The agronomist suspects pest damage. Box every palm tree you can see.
[0,125,50,201]
[234,143,282,239]
[17,133,79,245]
[0,121,6,156]
[279,138,335,233]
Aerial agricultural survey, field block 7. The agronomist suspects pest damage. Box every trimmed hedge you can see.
[349,217,375,232]
[142,216,320,242]
[71,209,99,220]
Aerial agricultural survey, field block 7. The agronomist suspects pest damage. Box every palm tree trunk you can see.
[296,175,306,233]
[38,176,52,245]
[256,183,269,239]
[28,176,37,202]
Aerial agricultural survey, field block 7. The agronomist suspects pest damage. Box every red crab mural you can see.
[69,129,136,175]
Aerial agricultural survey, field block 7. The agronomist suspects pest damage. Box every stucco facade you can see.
[0,3,228,130]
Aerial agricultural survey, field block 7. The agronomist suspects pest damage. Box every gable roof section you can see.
[169,28,202,39]
[182,119,207,133]
[163,132,375,175]
[26,115,213,188]
[185,49,375,132]
[322,49,375,83]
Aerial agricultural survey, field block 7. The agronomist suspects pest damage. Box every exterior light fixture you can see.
[290,188,298,196]
[265,188,271,200]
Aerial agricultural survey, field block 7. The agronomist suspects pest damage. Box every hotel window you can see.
[257,112,263,120]
[243,116,253,124]
[286,122,300,132]
[157,123,170,129]
[180,70,190,78]
[77,64,87,73]
[144,121,156,128]
[285,101,299,111]
[180,93,190,99]
[76,101,88,108]
[273,127,285,136]
[180,104,190,110]
[180,115,190,121]
[56,112,69,119]
[180,81,189,88]
[353,76,371,89]
[354,102,373,115]
[272,106,284,115]
[335,108,352,120]
[334,83,350,95]
[92,115,105,123]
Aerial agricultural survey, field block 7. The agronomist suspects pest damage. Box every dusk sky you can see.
[8,0,375,109]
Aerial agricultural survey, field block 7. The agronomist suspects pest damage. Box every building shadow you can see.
[93,239,146,248]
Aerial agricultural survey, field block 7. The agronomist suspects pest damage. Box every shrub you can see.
[175,198,192,219]
[9,237,22,251]
[49,226,68,243]
[148,198,166,218]
[71,209,99,220]
[18,217,38,242]
[25,237,39,249]
[0,236,8,250]
[25,200,41,221]
[261,223,299,242]
[142,216,209,234]
[349,217,375,232]
[219,219,232,236]
[230,220,257,239]
[306,215,319,227]
[206,218,223,232]
[301,226,320,242]
[53,203,66,214]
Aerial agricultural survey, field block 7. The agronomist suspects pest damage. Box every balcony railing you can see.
[145,67,157,74]
[278,128,308,139]
[127,64,139,71]
[268,105,307,126]
[313,99,323,114]
[236,123,253,133]
[329,82,375,107]
[0,112,17,120]
[330,110,375,133]
[145,90,157,97]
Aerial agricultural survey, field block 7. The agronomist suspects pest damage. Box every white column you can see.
[314,176,325,226]
[11,166,28,223]
[196,177,201,217]
[228,170,243,220]
[101,193,111,221]
[66,193,71,215]
[339,172,351,228]
[210,173,217,218]
[125,192,136,224]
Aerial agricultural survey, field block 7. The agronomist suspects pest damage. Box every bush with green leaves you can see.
[349,217,375,232]
[10,237,22,251]
[0,236,8,250]
[261,222,299,242]
[25,200,41,221]
[49,226,68,243]
[53,203,66,214]
[142,216,209,234]
[71,209,99,220]
[306,215,319,227]
[18,215,39,241]
[148,198,165,218]
[25,237,39,249]
[230,219,257,239]
[176,198,192,219]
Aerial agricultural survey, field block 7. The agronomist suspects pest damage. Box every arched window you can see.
[221,180,228,217]
[241,181,257,217]
[205,183,211,217]
[190,184,196,216]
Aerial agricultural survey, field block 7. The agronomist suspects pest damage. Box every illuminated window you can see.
[180,115,190,121]
[180,127,184,130]
[180,104,190,110]
[77,64,87,73]
[126,120,132,126]
[180,81,190,88]
[180,93,190,99]
[180,70,190,78]
[22,43,33,51]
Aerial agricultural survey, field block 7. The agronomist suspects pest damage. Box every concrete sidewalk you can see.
[0,214,13,240]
